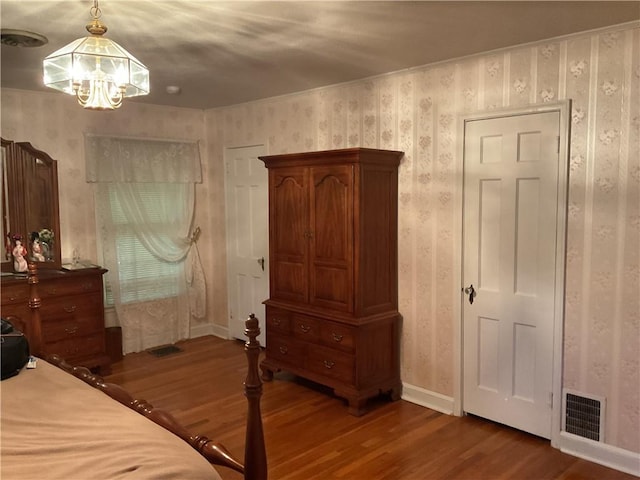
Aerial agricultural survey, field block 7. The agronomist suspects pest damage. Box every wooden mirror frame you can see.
[1,138,62,272]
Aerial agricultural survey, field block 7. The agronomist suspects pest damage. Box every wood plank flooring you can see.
[105,335,635,480]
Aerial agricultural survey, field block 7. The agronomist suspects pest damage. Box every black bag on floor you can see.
[1,318,30,380]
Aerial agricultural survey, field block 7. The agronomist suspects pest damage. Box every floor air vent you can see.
[562,389,605,442]
[148,345,183,357]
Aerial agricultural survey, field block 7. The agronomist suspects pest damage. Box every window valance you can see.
[85,134,202,183]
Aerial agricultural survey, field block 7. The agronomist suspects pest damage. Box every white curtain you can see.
[86,134,205,354]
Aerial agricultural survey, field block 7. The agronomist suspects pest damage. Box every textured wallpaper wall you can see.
[1,22,637,454]
[205,24,639,452]
[0,96,225,327]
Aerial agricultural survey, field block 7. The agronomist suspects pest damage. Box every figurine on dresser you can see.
[30,232,45,262]
[11,235,28,273]
[38,228,55,261]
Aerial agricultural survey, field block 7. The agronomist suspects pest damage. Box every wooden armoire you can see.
[259,147,403,415]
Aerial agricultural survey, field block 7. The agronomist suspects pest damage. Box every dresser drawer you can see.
[307,345,354,384]
[0,304,31,333]
[40,292,103,343]
[40,292,102,321]
[42,316,101,343]
[292,314,320,342]
[266,306,291,333]
[267,333,306,367]
[41,333,105,360]
[320,321,356,352]
[1,302,31,321]
[39,276,102,298]
[1,283,30,305]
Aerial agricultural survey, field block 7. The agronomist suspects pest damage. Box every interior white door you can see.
[225,145,268,344]
[462,111,560,439]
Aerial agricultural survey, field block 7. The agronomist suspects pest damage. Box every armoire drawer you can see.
[267,333,306,367]
[266,307,291,333]
[307,345,355,384]
[320,321,356,352]
[292,314,320,342]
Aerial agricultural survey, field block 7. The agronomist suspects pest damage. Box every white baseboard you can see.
[190,322,229,340]
[401,383,639,477]
[401,382,455,415]
[559,431,640,477]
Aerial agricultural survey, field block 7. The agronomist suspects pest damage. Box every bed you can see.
[1,263,268,480]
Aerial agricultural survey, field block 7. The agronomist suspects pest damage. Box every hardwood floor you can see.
[105,335,634,480]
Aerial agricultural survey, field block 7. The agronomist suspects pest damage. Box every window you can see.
[102,183,181,305]
[87,134,202,353]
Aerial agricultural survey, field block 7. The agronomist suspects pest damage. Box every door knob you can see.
[464,284,476,304]
[257,257,265,271]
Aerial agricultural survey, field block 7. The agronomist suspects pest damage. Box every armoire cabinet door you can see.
[309,165,354,312]
[270,168,309,302]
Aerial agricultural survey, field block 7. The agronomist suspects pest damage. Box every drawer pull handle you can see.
[323,360,335,369]
[299,324,311,333]
[279,346,288,355]
[63,305,77,313]
[272,318,281,326]
[332,333,344,342]
[47,288,58,295]
[64,326,79,335]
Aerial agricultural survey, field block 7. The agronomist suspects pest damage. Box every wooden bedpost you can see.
[27,262,43,355]
[244,314,267,480]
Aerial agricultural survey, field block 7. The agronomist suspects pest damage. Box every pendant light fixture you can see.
[42,0,149,110]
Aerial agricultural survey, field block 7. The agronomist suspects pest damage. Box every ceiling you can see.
[1,1,638,110]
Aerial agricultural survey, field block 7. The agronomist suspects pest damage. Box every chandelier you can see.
[42,0,149,110]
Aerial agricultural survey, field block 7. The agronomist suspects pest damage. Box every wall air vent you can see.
[562,389,606,442]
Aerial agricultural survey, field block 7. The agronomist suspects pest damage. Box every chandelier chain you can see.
[90,1,102,21]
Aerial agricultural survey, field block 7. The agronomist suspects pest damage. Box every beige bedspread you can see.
[0,359,222,480]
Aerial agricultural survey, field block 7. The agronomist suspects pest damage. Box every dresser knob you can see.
[323,360,335,369]
[299,324,311,333]
[64,326,79,335]
[332,333,343,342]
[279,346,288,354]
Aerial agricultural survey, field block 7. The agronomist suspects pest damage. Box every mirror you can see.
[1,142,8,256]
[1,138,61,272]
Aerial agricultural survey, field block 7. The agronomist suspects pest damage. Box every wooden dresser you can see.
[1,268,111,374]
[259,147,402,415]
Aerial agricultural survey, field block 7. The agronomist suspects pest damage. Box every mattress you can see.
[0,358,221,480]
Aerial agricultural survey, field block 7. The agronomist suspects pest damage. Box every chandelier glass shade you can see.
[42,3,149,110]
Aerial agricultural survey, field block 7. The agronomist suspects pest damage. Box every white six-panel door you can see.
[462,111,561,439]
[224,145,268,344]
